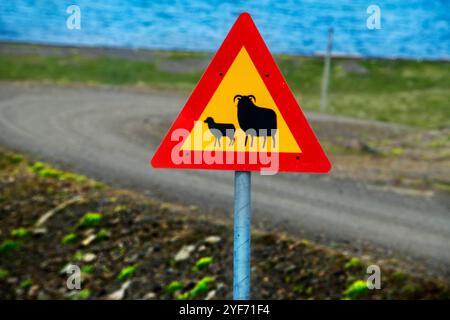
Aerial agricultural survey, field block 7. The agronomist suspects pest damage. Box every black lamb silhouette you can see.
[204,117,236,147]
[234,95,277,148]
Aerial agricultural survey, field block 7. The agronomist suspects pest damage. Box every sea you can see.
[0,0,449,59]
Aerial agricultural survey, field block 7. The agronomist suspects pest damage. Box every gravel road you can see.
[0,83,448,272]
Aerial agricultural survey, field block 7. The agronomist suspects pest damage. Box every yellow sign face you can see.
[152,13,331,173]
[181,47,301,153]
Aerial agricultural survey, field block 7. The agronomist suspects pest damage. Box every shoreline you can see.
[1,41,449,130]
[2,40,449,63]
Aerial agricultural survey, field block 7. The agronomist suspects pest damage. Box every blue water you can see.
[1,0,449,59]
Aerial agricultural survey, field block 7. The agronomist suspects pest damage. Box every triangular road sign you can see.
[151,12,331,174]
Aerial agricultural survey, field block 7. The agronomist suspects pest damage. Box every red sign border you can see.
[151,12,331,173]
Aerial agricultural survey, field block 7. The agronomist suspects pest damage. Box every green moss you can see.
[0,152,24,169]
[81,265,94,274]
[28,161,88,182]
[0,268,9,280]
[433,181,450,193]
[77,212,103,228]
[11,227,30,238]
[343,280,369,299]
[117,265,137,281]
[402,282,419,295]
[62,233,77,245]
[301,239,313,247]
[176,276,215,300]
[176,292,190,300]
[189,276,215,299]
[390,147,405,156]
[9,154,24,164]
[66,288,91,300]
[392,271,406,281]
[192,256,213,271]
[78,288,91,299]
[0,239,22,255]
[90,181,105,189]
[344,257,363,270]
[113,205,128,213]
[96,228,110,240]
[72,250,84,261]
[19,278,33,289]
[428,137,448,149]
[293,283,305,293]
[165,280,183,294]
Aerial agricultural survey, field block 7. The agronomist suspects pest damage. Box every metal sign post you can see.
[233,171,252,300]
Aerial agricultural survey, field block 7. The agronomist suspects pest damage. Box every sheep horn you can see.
[233,95,243,102]
[248,95,256,102]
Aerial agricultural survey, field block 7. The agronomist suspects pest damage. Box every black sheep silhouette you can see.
[204,117,236,147]
[234,94,277,148]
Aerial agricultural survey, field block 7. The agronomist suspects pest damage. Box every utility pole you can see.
[320,27,334,112]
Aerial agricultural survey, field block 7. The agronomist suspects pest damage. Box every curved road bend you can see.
[0,84,448,272]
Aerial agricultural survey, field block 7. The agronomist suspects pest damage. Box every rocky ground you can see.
[311,121,450,195]
[0,147,449,300]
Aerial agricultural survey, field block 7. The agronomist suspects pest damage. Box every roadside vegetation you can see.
[0,43,449,128]
[0,147,449,299]
[310,120,450,194]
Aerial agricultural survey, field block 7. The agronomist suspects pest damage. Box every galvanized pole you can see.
[320,27,334,112]
[233,170,252,300]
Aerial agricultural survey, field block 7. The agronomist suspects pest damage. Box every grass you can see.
[176,276,215,300]
[77,212,103,228]
[280,58,450,128]
[10,227,29,238]
[28,161,87,182]
[0,46,449,128]
[0,240,22,255]
[165,280,183,294]
[117,265,137,281]
[0,268,9,280]
[96,228,110,240]
[65,288,91,300]
[72,251,84,261]
[0,54,201,91]
[81,265,94,274]
[343,280,369,299]
[192,256,214,271]
[19,278,33,289]
[61,233,77,245]
[344,257,362,271]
